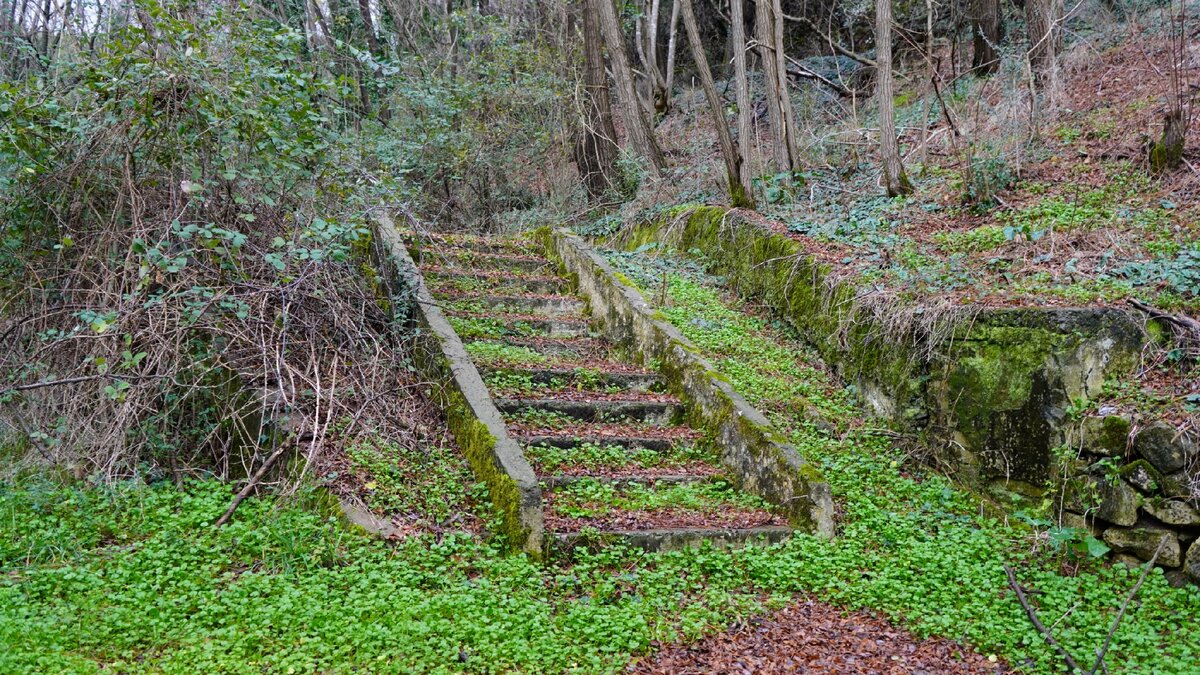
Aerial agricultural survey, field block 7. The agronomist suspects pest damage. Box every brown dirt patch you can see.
[629,597,1005,674]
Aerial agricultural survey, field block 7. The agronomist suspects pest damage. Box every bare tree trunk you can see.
[634,0,669,115]
[876,0,912,196]
[358,0,381,55]
[576,0,622,199]
[730,0,754,202]
[348,0,378,118]
[970,0,1003,75]
[647,0,668,112]
[1150,4,1190,174]
[664,0,680,94]
[592,0,666,173]
[679,0,752,207]
[755,0,799,173]
[1026,0,1061,86]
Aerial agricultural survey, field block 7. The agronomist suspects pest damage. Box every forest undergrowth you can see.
[3,240,1198,674]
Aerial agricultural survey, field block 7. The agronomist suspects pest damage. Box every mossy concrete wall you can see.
[627,207,1145,493]
[373,214,544,558]
[545,227,835,537]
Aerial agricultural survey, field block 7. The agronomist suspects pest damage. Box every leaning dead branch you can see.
[1004,534,1169,675]
[1005,563,1084,673]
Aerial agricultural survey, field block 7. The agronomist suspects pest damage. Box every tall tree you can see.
[635,0,670,114]
[876,0,912,196]
[1026,0,1062,85]
[755,0,800,173]
[970,0,1003,76]
[575,0,621,199]
[591,0,667,173]
[729,0,755,204]
[678,0,753,207]
[664,0,681,95]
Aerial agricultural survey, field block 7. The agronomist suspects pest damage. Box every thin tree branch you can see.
[1004,563,1084,673]
[1088,535,1170,674]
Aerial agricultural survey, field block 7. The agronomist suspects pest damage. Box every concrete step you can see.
[442,292,585,318]
[424,269,566,296]
[483,366,662,392]
[550,526,792,554]
[470,337,609,361]
[410,233,540,257]
[447,312,592,339]
[423,249,552,274]
[499,398,683,425]
[519,434,688,453]
[541,473,713,490]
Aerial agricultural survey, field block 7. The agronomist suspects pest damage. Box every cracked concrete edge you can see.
[373,214,545,557]
[547,228,836,538]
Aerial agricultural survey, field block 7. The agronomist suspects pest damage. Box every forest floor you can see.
[4,233,1199,673]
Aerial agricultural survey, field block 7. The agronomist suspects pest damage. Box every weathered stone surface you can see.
[1102,526,1182,567]
[1162,470,1195,499]
[1059,510,1100,534]
[1111,553,1144,570]
[1144,498,1200,526]
[1134,422,1192,474]
[1185,539,1200,583]
[549,227,835,537]
[1120,460,1164,494]
[1068,414,1130,457]
[1066,476,1142,526]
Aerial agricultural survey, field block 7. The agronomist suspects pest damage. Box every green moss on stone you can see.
[948,326,1059,419]
[444,387,535,555]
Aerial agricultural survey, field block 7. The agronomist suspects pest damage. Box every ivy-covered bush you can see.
[0,2,408,478]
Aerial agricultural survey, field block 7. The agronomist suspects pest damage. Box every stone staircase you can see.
[414,232,793,554]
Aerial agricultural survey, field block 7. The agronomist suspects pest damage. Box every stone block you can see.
[1134,422,1192,474]
[1119,460,1164,494]
[1068,414,1131,457]
[1102,526,1181,567]
[1143,498,1200,526]
[1185,539,1200,584]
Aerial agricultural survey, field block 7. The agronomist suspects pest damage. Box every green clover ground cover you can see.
[0,477,771,673]
[3,260,1200,674]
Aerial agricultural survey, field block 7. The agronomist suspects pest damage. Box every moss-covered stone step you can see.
[447,312,592,339]
[423,268,566,295]
[542,473,714,490]
[441,292,585,317]
[518,434,683,453]
[409,232,541,256]
[550,526,792,554]
[481,366,663,393]
[497,398,683,425]
[473,354,652,376]
[468,336,611,361]
[422,249,553,274]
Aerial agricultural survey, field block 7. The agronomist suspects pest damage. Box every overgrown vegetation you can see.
[0,0,567,495]
[3,0,1200,669]
[6,257,1199,672]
